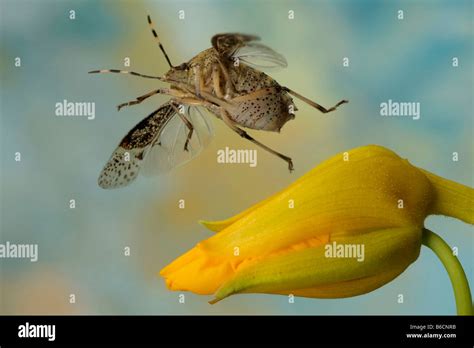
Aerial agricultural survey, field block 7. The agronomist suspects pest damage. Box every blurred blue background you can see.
[0,0,472,314]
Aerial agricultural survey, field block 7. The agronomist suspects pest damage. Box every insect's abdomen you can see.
[232,65,276,93]
[225,66,295,132]
[230,89,295,132]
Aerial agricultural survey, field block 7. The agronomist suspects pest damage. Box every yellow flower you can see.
[160,145,473,304]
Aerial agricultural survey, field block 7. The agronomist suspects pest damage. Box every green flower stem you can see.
[422,228,472,315]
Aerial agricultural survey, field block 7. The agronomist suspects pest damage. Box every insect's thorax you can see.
[187,48,278,95]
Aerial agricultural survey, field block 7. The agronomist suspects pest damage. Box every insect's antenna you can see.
[147,15,174,68]
[88,69,163,80]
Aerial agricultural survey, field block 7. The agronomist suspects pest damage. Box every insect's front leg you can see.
[217,60,236,99]
[211,65,224,99]
[192,66,205,98]
[219,108,294,172]
[117,88,162,111]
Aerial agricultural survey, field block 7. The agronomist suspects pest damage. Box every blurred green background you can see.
[0,0,472,314]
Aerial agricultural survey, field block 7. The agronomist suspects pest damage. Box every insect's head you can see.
[163,62,190,83]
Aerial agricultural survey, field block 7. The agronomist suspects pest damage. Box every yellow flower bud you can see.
[160,145,473,303]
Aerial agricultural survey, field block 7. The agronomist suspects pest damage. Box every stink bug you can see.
[90,15,348,189]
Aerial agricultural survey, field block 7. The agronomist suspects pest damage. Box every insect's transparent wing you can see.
[231,42,288,69]
[212,33,287,70]
[211,33,259,57]
[187,105,214,149]
[141,106,214,176]
[98,103,175,189]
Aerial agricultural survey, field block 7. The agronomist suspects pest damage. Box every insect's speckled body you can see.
[166,47,296,131]
[226,66,296,131]
[90,16,348,189]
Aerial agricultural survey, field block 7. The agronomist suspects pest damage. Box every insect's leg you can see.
[192,66,205,98]
[147,15,173,68]
[117,87,190,111]
[282,87,348,114]
[175,97,222,118]
[117,88,196,112]
[117,89,162,111]
[152,87,196,100]
[88,69,163,80]
[212,65,224,99]
[162,79,237,112]
[220,108,294,171]
[170,102,194,152]
[178,97,208,106]
[217,60,236,98]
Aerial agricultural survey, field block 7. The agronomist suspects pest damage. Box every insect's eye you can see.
[177,63,189,70]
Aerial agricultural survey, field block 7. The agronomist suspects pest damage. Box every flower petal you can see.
[211,227,421,303]
[271,267,405,299]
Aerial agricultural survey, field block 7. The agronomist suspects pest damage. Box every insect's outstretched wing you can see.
[232,43,287,69]
[211,33,259,57]
[211,33,287,69]
[141,106,214,175]
[98,102,176,189]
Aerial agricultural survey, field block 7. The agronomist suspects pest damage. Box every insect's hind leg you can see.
[170,102,194,152]
[220,108,294,171]
[282,87,348,114]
